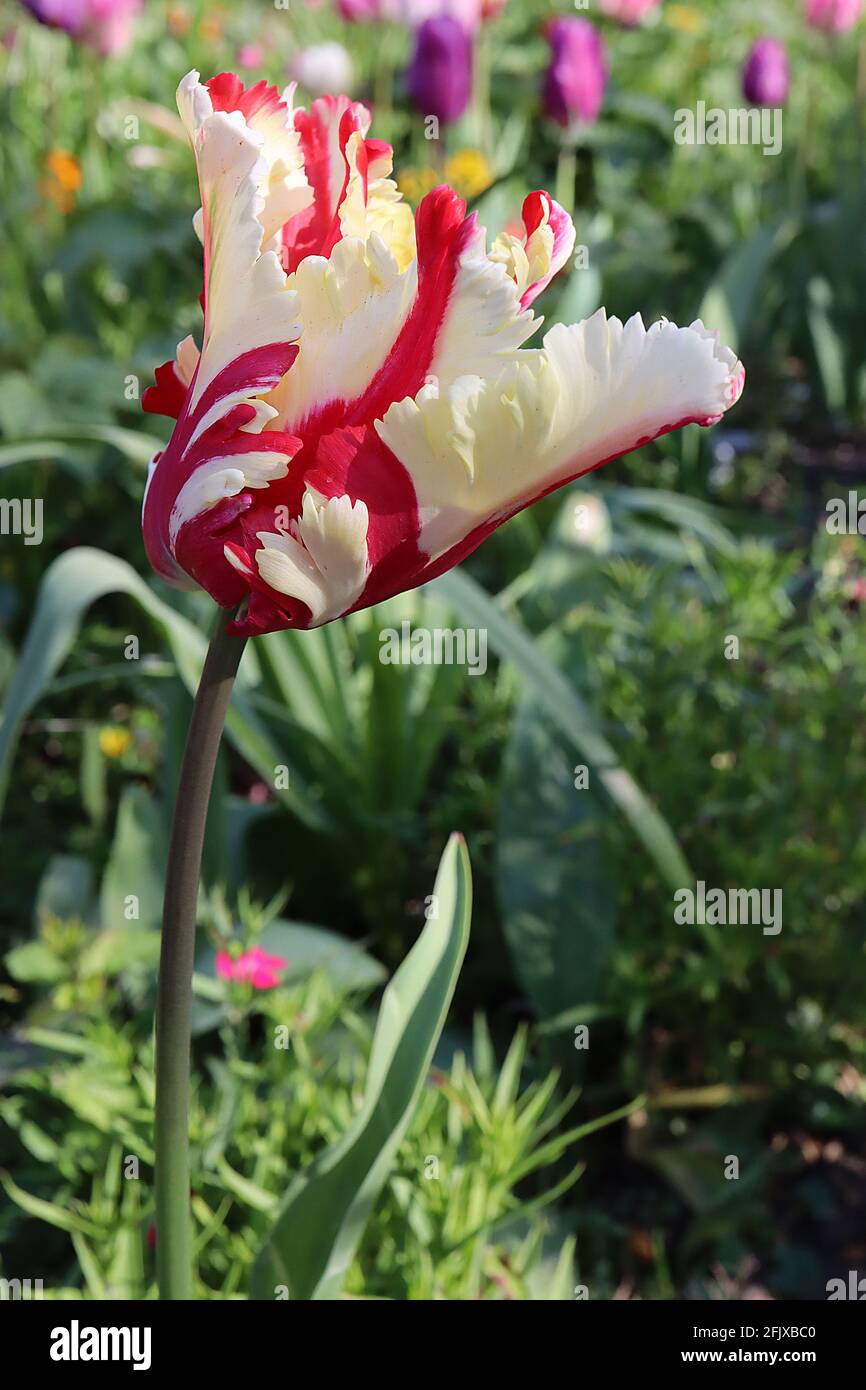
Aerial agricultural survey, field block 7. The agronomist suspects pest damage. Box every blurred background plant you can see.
[1,0,865,1300]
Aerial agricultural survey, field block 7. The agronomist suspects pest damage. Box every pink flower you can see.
[805,0,862,32]
[216,945,289,990]
[85,0,141,56]
[141,71,744,637]
[237,44,265,70]
[338,0,380,18]
[600,0,660,25]
[22,0,142,55]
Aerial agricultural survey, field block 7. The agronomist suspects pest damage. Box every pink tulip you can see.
[600,0,660,25]
[338,0,380,18]
[141,71,744,637]
[85,0,141,56]
[237,44,265,71]
[805,0,862,32]
[22,0,142,55]
[216,945,289,990]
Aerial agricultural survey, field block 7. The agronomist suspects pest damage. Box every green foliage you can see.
[1,850,591,1301]
[1,0,865,1303]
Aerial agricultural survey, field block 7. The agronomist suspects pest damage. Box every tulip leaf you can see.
[0,546,331,833]
[698,222,791,355]
[432,566,690,889]
[0,425,163,472]
[497,637,616,1026]
[100,785,166,935]
[250,834,471,1301]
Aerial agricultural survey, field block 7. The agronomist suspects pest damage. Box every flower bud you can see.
[407,16,473,125]
[742,38,789,108]
[542,18,607,128]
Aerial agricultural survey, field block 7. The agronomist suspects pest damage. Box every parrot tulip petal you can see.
[142,71,745,636]
[377,312,744,565]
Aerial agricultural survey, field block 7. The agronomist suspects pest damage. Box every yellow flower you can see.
[444,149,494,202]
[665,5,705,34]
[41,150,82,214]
[99,727,132,760]
[396,166,440,206]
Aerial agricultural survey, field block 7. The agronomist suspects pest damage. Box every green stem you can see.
[555,141,578,217]
[154,605,247,1299]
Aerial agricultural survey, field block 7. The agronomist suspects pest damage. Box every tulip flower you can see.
[21,0,88,35]
[144,72,743,1299]
[143,70,743,640]
[600,0,661,24]
[742,38,790,108]
[21,0,142,55]
[407,15,473,125]
[542,18,607,128]
[338,0,380,18]
[805,0,862,32]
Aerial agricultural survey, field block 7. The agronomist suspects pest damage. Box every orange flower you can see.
[198,11,225,44]
[167,6,192,37]
[41,150,82,213]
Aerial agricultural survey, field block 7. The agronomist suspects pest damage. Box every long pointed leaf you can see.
[0,547,330,831]
[251,834,472,1300]
[432,567,689,888]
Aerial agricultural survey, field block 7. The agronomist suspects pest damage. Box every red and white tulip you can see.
[142,70,745,637]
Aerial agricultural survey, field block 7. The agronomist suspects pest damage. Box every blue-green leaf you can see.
[250,834,472,1300]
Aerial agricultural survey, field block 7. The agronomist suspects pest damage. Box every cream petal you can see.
[378,311,744,561]
[266,232,417,432]
[175,72,303,423]
[255,491,370,625]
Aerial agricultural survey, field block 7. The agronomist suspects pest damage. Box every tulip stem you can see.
[154,605,247,1300]
[555,141,578,216]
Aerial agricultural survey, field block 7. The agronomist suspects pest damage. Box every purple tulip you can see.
[407,16,473,125]
[21,0,88,32]
[21,0,141,54]
[542,18,607,128]
[742,38,790,108]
